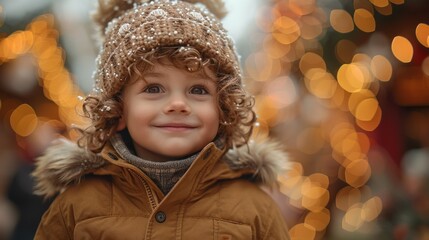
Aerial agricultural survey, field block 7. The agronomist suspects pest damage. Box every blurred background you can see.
[1,0,429,239]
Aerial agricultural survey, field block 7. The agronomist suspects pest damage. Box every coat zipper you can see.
[141,176,158,210]
[127,168,159,210]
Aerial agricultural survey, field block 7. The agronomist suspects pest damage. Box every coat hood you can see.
[32,138,289,198]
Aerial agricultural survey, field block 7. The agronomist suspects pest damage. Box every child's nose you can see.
[164,94,191,114]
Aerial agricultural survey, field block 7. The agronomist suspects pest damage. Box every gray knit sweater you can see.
[110,134,198,195]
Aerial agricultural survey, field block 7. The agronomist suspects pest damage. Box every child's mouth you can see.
[155,123,197,132]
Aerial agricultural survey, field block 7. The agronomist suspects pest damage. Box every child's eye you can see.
[189,86,209,95]
[143,85,163,93]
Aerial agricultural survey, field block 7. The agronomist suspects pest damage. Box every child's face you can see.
[117,62,220,162]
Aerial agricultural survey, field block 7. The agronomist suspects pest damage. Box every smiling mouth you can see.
[155,124,196,132]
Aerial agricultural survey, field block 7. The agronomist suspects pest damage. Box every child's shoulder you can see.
[32,138,106,198]
[222,139,290,188]
[43,174,113,223]
[217,177,277,207]
[61,174,112,198]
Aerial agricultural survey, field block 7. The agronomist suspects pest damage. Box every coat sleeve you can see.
[34,196,74,240]
[262,203,291,240]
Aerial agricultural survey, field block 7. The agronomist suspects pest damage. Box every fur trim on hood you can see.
[32,139,105,198]
[33,138,289,198]
[224,140,290,188]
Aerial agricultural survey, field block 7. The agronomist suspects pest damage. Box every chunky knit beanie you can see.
[91,0,241,98]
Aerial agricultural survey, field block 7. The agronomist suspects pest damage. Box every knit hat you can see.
[91,0,241,98]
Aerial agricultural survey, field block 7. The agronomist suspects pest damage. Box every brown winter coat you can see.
[33,139,290,239]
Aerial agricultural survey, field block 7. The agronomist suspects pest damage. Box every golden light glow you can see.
[345,159,371,188]
[356,106,382,131]
[240,0,390,236]
[286,180,305,209]
[355,98,379,121]
[370,55,393,81]
[341,133,363,160]
[354,8,376,33]
[244,0,391,236]
[299,52,326,73]
[28,16,52,34]
[369,0,389,8]
[0,30,34,62]
[330,124,355,155]
[309,173,329,188]
[286,162,304,178]
[279,162,305,209]
[1,14,87,135]
[10,104,38,137]
[289,223,316,240]
[362,197,383,221]
[245,51,281,81]
[272,16,301,45]
[330,9,354,33]
[254,95,280,126]
[391,36,413,63]
[348,89,376,116]
[300,15,323,40]
[255,5,276,33]
[301,179,330,212]
[288,0,317,16]
[279,162,304,191]
[264,76,298,108]
[337,63,370,93]
[342,204,364,231]
[329,86,346,108]
[304,209,331,231]
[416,23,429,48]
[284,39,306,62]
[336,186,362,211]
[304,69,338,99]
[352,53,372,64]
[263,36,291,59]
[357,132,371,154]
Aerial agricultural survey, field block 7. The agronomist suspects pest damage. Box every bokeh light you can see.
[354,8,376,33]
[391,36,414,63]
[330,9,354,33]
[370,55,392,81]
[10,104,38,137]
[415,23,429,48]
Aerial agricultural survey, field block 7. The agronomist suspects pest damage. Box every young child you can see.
[33,0,290,239]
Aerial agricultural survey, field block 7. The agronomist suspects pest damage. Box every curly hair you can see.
[77,46,256,153]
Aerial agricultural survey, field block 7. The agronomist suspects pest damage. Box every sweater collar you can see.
[32,138,290,198]
[110,133,197,195]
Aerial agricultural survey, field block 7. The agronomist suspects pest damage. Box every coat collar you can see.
[32,138,289,198]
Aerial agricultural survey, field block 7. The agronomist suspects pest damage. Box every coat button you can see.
[155,211,166,223]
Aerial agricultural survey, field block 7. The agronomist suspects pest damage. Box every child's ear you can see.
[116,117,126,131]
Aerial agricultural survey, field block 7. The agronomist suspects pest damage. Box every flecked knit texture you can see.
[92,0,241,98]
[111,134,196,195]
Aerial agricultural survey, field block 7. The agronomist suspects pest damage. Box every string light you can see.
[244,0,418,238]
[1,14,87,137]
